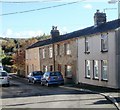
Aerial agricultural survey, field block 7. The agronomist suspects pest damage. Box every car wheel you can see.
[32,79,36,84]
[41,82,44,86]
[46,82,49,87]
[28,79,30,83]
[6,83,10,87]
[61,83,64,85]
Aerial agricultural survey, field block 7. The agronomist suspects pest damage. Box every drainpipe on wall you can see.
[76,38,79,84]
[53,43,55,71]
[39,48,42,71]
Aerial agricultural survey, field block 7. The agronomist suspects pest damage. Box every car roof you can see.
[33,71,43,72]
[0,70,7,73]
[44,71,62,75]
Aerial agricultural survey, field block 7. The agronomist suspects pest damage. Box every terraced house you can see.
[26,26,78,84]
[25,10,120,88]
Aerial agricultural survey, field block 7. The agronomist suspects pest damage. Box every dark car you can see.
[27,71,44,84]
[41,71,64,86]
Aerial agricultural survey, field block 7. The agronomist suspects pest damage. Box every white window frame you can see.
[26,50,28,60]
[85,60,91,78]
[42,48,45,59]
[101,60,108,81]
[85,37,90,53]
[65,43,71,55]
[45,66,48,72]
[65,65,72,78]
[43,65,48,72]
[49,47,53,58]
[101,34,108,52]
[93,60,99,79]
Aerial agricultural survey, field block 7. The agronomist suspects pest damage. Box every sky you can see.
[0,0,119,38]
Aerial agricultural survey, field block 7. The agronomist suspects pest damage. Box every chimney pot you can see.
[94,9,107,26]
[51,26,60,39]
[97,9,100,13]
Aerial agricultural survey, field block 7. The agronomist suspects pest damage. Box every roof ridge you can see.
[27,19,120,49]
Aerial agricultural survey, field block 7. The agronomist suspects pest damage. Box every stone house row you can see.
[26,10,120,89]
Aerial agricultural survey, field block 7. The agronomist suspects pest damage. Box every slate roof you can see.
[27,19,120,49]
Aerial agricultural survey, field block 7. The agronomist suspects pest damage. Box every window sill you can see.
[101,50,108,53]
[92,78,99,80]
[101,79,108,82]
[65,54,72,57]
[85,76,91,79]
[66,54,72,56]
[84,51,90,54]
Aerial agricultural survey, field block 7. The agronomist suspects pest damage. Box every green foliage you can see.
[1,39,16,53]
[2,56,13,65]
[1,35,50,74]
[36,34,51,41]
[0,47,6,59]
[1,34,50,53]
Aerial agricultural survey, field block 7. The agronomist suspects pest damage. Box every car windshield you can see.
[33,71,43,76]
[0,71,8,77]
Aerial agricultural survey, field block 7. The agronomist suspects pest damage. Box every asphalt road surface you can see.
[0,75,117,109]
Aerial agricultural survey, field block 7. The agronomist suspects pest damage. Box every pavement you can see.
[62,84,120,110]
[10,73,120,110]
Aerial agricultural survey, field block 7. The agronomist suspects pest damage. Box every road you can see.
[0,75,117,109]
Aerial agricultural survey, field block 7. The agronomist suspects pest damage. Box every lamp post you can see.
[108,0,120,19]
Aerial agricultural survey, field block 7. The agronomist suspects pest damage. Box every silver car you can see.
[0,70,10,86]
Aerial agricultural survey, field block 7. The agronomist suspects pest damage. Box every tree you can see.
[1,35,49,75]
[2,56,13,66]
[1,39,16,53]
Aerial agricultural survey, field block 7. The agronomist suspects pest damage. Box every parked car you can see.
[0,63,3,70]
[0,70,10,86]
[41,71,64,86]
[0,65,3,70]
[27,71,44,84]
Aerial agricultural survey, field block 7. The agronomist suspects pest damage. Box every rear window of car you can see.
[50,72,57,76]
[0,72,8,76]
[33,71,43,76]
[50,72,62,76]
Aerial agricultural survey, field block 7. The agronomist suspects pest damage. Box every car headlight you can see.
[34,78,39,80]
[34,78,38,80]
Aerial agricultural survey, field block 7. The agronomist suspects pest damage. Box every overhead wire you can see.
[0,0,86,16]
[0,0,62,3]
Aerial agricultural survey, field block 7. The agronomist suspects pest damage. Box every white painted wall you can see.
[78,30,118,88]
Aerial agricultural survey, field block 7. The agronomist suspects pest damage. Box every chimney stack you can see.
[94,9,107,26]
[51,26,60,39]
